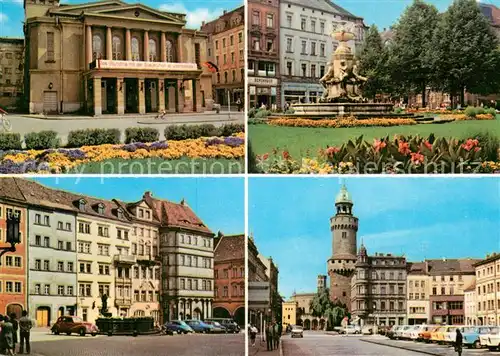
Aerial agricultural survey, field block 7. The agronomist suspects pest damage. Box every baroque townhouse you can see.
[474,253,500,326]
[143,192,215,322]
[0,179,28,318]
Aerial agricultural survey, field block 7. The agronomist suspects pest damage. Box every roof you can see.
[479,3,500,27]
[0,178,27,203]
[335,184,352,205]
[464,282,476,292]
[281,0,360,19]
[200,6,244,33]
[0,38,24,45]
[407,262,427,275]
[473,253,500,267]
[113,198,161,224]
[426,259,480,275]
[214,234,244,262]
[143,192,213,235]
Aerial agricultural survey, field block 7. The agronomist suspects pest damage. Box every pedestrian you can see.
[1,315,15,356]
[266,322,274,351]
[455,328,463,356]
[236,98,242,112]
[250,324,257,347]
[273,322,281,349]
[18,310,33,355]
[10,313,18,355]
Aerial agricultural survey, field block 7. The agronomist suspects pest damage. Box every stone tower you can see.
[327,185,358,308]
[317,275,327,293]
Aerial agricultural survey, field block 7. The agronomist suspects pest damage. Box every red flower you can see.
[474,147,481,152]
[326,146,340,156]
[398,141,411,155]
[461,138,480,152]
[262,153,269,160]
[282,151,290,160]
[410,152,425,165]
[424,141,432,151]
[373,139,387,152]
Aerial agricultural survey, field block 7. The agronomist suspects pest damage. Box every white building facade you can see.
[27,206,77,327]
[279,0,366,106]
[464,285,477,326]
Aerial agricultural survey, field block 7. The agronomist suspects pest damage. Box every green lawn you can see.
[249,118,500,160]
[70,157,244,174]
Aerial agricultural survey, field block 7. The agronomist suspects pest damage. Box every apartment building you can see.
[474,253,500,326]
[407,262,431,325]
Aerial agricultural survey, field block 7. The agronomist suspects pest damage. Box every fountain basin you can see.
[291,102,395,117]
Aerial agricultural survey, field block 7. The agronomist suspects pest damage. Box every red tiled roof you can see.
[0,178,26,203]
[426,258,480,275]
[214,234,244,262]
[143,192,212,234]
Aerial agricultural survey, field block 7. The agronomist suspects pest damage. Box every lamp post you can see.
[0,211,21,265]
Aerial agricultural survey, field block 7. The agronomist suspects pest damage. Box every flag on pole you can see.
[202,61,219,73]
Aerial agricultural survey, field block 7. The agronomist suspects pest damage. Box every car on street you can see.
[205,318,240,333]
[185,320,214,333]
[418,325,439,343]
[401,325,415,340]
[462,326,490,349]
[430,326,446,343]
[409,325,426,340]
[480,326,500,351]
[51,315,99,336]
[204,321,226,333]
[164,320,194,334]
[387,325,401,339]
[291,325,303,338]
[442,326,463,344]
[340,325,361,335]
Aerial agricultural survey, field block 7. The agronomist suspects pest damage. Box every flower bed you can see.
[255,135,499,174]
[0,132,245,174]
[268,117,418,128]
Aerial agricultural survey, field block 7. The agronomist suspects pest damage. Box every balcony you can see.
[115,276,132,285]
[114,298,133,307]
[250,24,262,35]
[113,254,136,265]
[249,49,278,58]
[136,255,161,265]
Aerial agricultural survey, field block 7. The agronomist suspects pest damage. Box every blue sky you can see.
[249,177,500,300]
[0,0,243,38]
[32,177,244,236]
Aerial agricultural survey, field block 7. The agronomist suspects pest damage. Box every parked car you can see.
[205,318,240,333]
[418,325,439,343]
[340,325,361,335]
[409,325,426,341]
[480,326,500,351]
[443,326,464,344]
[386,325,400,339]
[164,320,194,334]
[430,326,447,344]
[185,320,214,333]
[401,325,415,340]
[51,315,99,337]
[462,326,490,349]
[204,321,226,333]
[395,325,411,340]
[291,325,303,338]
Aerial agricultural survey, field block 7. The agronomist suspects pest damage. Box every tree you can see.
[429,0,500,106]
[358,25,390,100]
[388,0,439,107]
[309,289,348,330]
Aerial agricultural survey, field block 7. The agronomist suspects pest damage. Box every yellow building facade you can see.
[474,253,500,326]
[282,301,297,329]
[24,0,213,115]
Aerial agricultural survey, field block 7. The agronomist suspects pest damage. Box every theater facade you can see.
[24,0,213,115]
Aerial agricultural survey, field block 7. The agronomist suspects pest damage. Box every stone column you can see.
[86,25,92,65]
[144,30,149,62]
[93,77,102,116]
[125,29,131,61]
[158,78,165,112]
[160,32,166,62]
[176,79,184,113]
[177,33,183,62]
[201,299,205,320]
[138,78,146,114]
[106,26,112,60]
[208,300,212,318]
[116,77,124,115]
[194,79,202,112]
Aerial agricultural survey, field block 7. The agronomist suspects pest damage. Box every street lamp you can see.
[0,211,21,265]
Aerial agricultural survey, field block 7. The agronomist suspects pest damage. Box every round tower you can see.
[327,184,358,308]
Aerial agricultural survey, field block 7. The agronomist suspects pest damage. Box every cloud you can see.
[0,12,8,23]
[159,3,224,29]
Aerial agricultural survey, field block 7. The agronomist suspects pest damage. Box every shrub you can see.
[67,129,121,148]
[0,133,22,150]
[218,123,245,136]
[24,131,60,150]
[254,109,272,119]
[394,107,404,114]
[485,107,496,116]
[464,106,478,117]
[248,118,267,125]
[284,108,296,115]
[125,127,159,144]
[248,108,257,119]
[470,132,500,161]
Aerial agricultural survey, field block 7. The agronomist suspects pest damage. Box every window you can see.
[79,283,91,297]
[14,257,21,267]
[97,244,109,256]
[286,38,292,52]
[98,264,110,275]
[320,22,325,34]
[44,284,50,295]
[287,62,292,76]
[320,43,325,57]
[311,20,316,33]
[112,35,121,60]
[58,285,65,295]
[66,261,73,272]
[44,216,49,226]
[252,11,260,25]
[301,41,307,54]
[57,261,64,272]
[47,32,55,61]
[35,284,41,294]
[44,236,50,247]
[286,15,292,27]
[98,226,109,237]
[67,286,73,296]
[301,18,306,30]
[149,39,157,61]
[311,64,316,78]
[66,223,71,231]
[301,63,307,77]
[79,262,91,274]
[78,222,91,234]
[92,34,102,61]
[44,260,50,270]
[238,32,243,43]
[266,13,274,28]
[166,40,174,62]
[131,37,140,61]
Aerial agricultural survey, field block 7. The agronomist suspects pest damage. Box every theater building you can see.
[24,0,213,115]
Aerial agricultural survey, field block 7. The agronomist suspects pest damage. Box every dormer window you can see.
[97,203,105,215]
[78,199,86,211]
[117,208,124,220]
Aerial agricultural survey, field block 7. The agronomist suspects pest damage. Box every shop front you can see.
[85,60,203,116]
[248,77,279,109]
[282,82,323,107]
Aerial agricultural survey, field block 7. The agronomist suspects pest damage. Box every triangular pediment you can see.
[52,0,127,15]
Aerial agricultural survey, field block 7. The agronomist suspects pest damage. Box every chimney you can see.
[180,198,186,205]
[202,21,205,27]
[223,10,227,14]
[143,191,152,199]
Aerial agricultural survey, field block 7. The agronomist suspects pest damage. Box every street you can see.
[28,332,244,356]
[5,111,244,145]
[281,331,500,356]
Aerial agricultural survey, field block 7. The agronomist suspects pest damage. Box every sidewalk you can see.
[21,111,243,121]
[248,338,281,356]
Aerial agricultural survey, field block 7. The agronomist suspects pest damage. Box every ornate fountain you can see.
[291,23,394,118]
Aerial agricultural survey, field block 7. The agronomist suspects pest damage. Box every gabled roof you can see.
[143,192,213,235]
[214,234,244,262]
[426,258,480,275]
[0,178,26,204]
[113,199,161,225]
[50,0,186,25]
[280,0,361,20]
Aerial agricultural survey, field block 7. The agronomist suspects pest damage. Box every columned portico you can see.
[106,26,112,60]
[86,25,92,64]
[93,77,102,116]
[144,31,149,62]
[125,28,132,61]
[138,78,146,114]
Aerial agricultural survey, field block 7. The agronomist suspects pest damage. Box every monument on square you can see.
[291,23,394,117]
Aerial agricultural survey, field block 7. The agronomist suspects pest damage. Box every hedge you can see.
[125,127,160,144]
[164,123,244,140]
[67,129,121,148]
[24,130,60,150]
[0,133,22,151]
